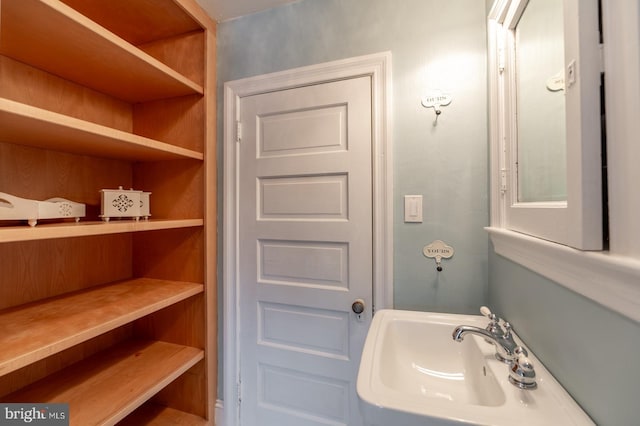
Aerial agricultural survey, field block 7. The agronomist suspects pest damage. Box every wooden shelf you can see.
[119,403,208,426]
[4,339,204,426]
[0,279,203,376]
[0,98,204,161]
[0,0,216,420]
[0,0,203,103]
[0,219,203,243]
[59,0,204,46]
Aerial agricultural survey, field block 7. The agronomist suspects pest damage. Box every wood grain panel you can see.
[0,279,203,376]
[3,339,204,426]
[132,300,209,418]
[0,219,203,244]
[151,360,208,419]
[203,27,219,418]
[59,0,202,46]
[133,159,204,220]
[0,99,203,161]
[0,326,132,398]
[0,235,132,310]
[0,56,132,131]
[0,0,202,103]
[140,31,205,87]
[133,95,205,153]
[134,296,205,348]
[119,403,207,425]
[133,228,204,283]
[0,142,131,220]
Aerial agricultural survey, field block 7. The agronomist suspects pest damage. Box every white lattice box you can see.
[0,192,86,227]
[100,187,151,222]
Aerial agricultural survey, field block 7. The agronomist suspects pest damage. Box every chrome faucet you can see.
[452,306,536,389]
[452,323,520,363]
[452,306,520,363]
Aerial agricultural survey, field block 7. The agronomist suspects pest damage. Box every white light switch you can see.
[404,195,423,223]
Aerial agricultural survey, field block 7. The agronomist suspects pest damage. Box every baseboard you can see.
[215,399,224,426]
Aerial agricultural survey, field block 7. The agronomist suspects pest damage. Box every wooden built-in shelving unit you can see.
[0,0,217,424]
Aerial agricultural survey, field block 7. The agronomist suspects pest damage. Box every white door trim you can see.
[222,51,393,426]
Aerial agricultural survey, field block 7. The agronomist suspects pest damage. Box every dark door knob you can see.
[352,299,365,314]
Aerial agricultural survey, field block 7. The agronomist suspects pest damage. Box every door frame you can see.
[222,51,393,426]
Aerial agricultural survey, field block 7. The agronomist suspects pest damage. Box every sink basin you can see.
[377,314,505,408]
[357,309,594,426]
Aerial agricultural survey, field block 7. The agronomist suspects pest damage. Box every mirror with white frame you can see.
[488,0,603,250]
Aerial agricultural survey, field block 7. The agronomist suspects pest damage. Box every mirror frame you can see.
[489,0,603,250]
[487,0,640,325]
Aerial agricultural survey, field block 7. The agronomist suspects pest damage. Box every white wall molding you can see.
[488,227,640,323]
[223,51,394,426]
[215,399,224,426]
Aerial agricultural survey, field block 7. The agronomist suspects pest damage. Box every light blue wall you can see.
[489,249,640,425]
[216,2,640,424]
[217,0,489,314]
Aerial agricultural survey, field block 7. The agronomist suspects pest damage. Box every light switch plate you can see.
[404,195,423,223]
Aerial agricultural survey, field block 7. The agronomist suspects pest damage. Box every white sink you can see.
[357,309,594,426]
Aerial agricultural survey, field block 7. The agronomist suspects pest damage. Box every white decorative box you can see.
[100,187,151,222]
[0,192,86,227]
[140,191,152,219]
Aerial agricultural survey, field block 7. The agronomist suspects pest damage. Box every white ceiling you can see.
[196,0,300,22]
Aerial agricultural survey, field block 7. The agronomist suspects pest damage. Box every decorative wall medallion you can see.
[423,239,455,271]
[421,89,453,117]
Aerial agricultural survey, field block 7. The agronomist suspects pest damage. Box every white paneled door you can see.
[238,76,373,426]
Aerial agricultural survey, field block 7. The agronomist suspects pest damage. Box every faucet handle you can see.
[503,321,512,337]
[514,345,528,357]
[480,305,502,324]
[480,306,506,335]
[480,305,497,321]
[509,350,537,389]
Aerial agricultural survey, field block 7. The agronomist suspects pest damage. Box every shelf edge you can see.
[0,219,204,243]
